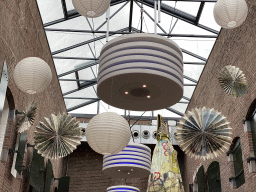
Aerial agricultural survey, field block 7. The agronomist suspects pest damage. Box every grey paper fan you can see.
[176,107,232,160]
[218,65,248,97]
[34,113,82,159]
[17,102,37,133]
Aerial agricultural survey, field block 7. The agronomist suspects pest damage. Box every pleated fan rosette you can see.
[218,65,248,98]
[17,102,38,133]
[176,107,232,160]
[34,113,82,159]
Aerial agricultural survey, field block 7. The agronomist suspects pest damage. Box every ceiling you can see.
[36,0,221,121]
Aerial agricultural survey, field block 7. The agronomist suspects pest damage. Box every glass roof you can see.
[36,0,220,120]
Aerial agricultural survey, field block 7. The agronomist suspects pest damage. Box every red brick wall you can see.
[182,0,256,191]
[0,0,67,191]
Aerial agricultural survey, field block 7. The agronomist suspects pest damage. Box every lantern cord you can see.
[168,1,177,37]
[130,111,146,130]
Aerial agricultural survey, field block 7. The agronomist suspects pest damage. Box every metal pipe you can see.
[158,0,161,23]
[154,0,157,34]
[106,7,110,42]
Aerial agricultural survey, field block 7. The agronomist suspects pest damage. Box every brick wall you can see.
[0,0,67,191]
[182,0,256,191]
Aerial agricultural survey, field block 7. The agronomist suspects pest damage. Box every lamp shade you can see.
[102,143,151,178]
[107,185,140,192]
[13,57,52,94]
[213,0,248,29]
[86,112,131,155]
[98,33,183,111]
[72,0,111,18]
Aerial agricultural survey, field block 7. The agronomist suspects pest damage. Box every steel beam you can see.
[181,48,207,62]
[195,2,205,23]
[182,96,191,101]
[52,27,129,55]
[166,107,184,116]
[59,79,97,82]
[129,0,134,32]
[67,99,100,112]
[70,113,181,121]
[45,28,217,38]
[63,78,97,96]
[61,0,68,19]
[184,75,198,83]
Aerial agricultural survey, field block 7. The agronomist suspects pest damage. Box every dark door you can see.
[197,166,205,192]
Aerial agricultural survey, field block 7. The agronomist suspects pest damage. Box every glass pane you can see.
[164,1,201,17]
[37,0,64,24]
[65,0,74,11]
[199,3,221,31]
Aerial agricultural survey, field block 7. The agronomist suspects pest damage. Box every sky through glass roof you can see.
[37,0,221,121]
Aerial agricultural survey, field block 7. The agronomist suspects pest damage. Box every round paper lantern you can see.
[213,0,248,29]
[107,185,140,192]
[98,33,183,111]
[103,143,151,178]
[13,57,52,94]
[72,0,111,18]
[86,112,131,155]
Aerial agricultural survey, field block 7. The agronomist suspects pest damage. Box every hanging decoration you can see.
[97,33,183,111]
[34,113,82,159]
[213,0,248,29]
[13,57,52,94]
[86,112,131,155]
[176,107,232,160]
[103,143,151,178]
[107,185,140,192]
[16,102,38,133]
[72,0,111,18]
[147,115,184,192]
[218,65,248,97]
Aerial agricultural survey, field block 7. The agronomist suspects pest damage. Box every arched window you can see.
[207,161,221,192]
[193,165,205,192]
[228,138,245,188]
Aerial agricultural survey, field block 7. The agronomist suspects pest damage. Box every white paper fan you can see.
[218,65,248,97]
[176,107,232,160]
[34,113,82,159]
[17,102,37,133]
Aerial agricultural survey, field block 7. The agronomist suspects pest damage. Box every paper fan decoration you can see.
[218,65,248,97]
[34,113,82,159]
[17,102,38,133]
[176,107,232,160]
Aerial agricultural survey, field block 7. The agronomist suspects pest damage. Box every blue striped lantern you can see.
[103,143,151,178]
[107,185,140,192]
[97,33,183,111]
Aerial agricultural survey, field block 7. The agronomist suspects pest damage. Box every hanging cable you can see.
[168,1,177,37]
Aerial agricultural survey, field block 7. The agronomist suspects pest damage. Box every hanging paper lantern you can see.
[98,33,183,111]
[17,102,38,133]
[176,107,232,160]
[103,143,151,178]
[86,112,131,155]
[107,185,140,192]
[213,0,248,29]
[72,0,111,18]
[147,115,184,192]
[34,113,82,159]
[218,65,248,97]
[13,57,52,94]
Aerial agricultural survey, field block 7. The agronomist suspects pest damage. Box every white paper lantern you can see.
[213,0,248,29]
[98,33,183,111]
[86,112,131,155]
[103,143,151,178]
[107,185,140,192]
[13,57,52,94]
[72,0,111,18]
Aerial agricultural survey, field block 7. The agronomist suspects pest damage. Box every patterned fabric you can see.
[147,138,184,192]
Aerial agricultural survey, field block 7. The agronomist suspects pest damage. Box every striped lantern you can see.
[213,0,248,29]
[98,33,183,111]
[103,143,151,178]
[86,112,131,155]
[107,186,140,192]
[13,57,52,94]
[72,0,111,18]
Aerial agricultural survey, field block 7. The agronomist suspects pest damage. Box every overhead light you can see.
[97,33,183,111]
[147,95,151,99]
[125,92,128,95]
